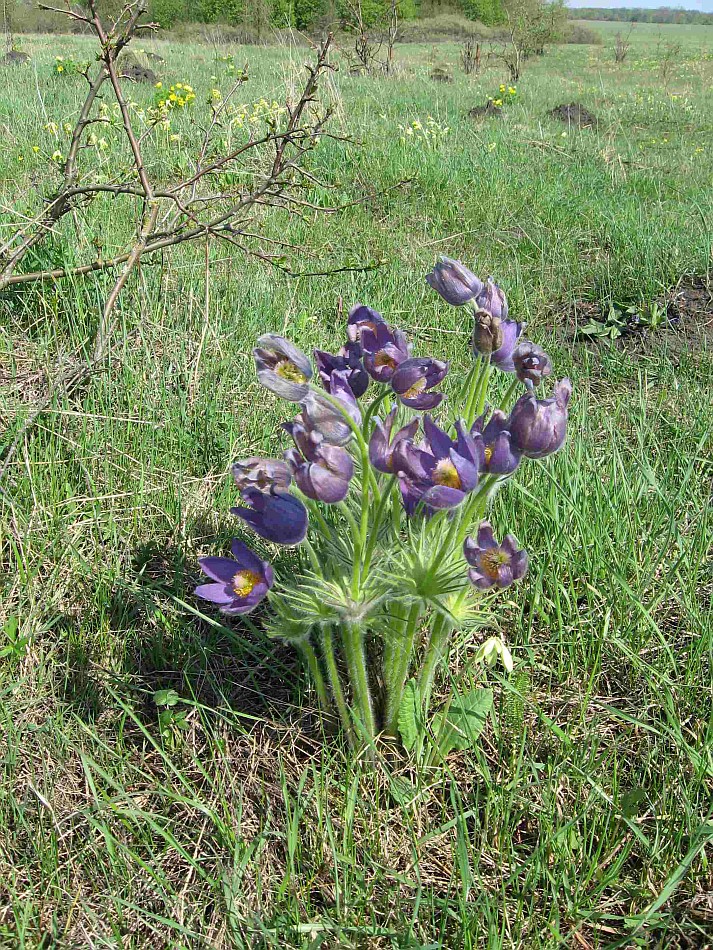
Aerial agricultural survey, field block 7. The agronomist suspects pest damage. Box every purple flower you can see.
[253,335,312,402]
[314,341,369,399]
[301,370,362,445]
[393,415,479,512]
[347,303,387,343]
[512,342,552,386]
[488,319,525,372]
[508,378,572,460]
[369,408,419,474]
[195,539,274,615]
[231,488,308,545]
[391,357,449,410]
[475,278,509,320]
[285,420,354,504]
[361,323,411,383]
[469,410,521,476]
[426,257,484,306]
[463,522,528,590]
[231,457,292,493]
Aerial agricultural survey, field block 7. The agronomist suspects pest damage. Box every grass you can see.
[1,20,712,948]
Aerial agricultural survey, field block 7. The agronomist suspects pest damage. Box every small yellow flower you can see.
[51,150,64,162]
[169,133,181,142]
[17,155,23,162]
[155,81,162,88]
[169,93,177,102]
[32,145,39,153]
[57,65,64,73]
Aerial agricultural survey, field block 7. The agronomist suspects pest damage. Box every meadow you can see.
[0,18,712,948]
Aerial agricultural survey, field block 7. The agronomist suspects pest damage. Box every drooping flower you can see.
[468,410,521,476]
[508,378,572,459]
[253,334,312,401]
[512,341,552,386]
[391,357,449,410]
[475,278,509,320]
[347,303,387,342]
[393,415,479,513]
[463,522,528,590]
[285,419,354,504]
[300,370,361,445]
[486,318,525,372]
[314,341,369,398]
[360,323,411,383]
[470,309,504,355]
[425,256,484,306]
[231,488,308,545]
[195,539,274,615]
[369,408,419,474]
[231,457,292,493]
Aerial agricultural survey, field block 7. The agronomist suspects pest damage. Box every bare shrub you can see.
[461,39,482,76]
[614,25,634,63]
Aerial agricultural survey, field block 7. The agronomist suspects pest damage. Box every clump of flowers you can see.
[195,258,572,756]
[154,81,195,111]
[398,116,450,148]
[489,83,517,109]
[53,55,90,76]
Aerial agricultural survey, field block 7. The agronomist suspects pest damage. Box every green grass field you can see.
[1,19,712,948]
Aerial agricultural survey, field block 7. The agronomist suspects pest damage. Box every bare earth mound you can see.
[548,102,597,128]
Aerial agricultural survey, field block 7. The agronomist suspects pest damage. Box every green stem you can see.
[419,612,456,716]
[464,355,489,426]
[320,627,354,743]
[361,475,396,578]
[362,388,391,434]
[298,637,331,714]
[341,621,375,738]
[499,377,520,413]
[384,601,422,736]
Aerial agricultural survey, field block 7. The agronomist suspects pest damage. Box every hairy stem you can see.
[341,621,375,739]
[298,637,331,715]
[383,601,422,736]
[320,627,354,744]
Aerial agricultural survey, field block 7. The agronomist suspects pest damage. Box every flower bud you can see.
[471,309,504,356]
[512,341,552,386]
[426,257,484,307]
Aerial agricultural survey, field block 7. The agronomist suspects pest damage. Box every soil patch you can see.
[430,66,453,83]
[121,64,158,83]
[1,51,30,66]
[548,102,597,128]
[468,101,502,120]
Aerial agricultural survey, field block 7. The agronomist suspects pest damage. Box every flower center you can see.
[374,350,397,370]
[402,378,426,400]
[484,446,493,465]
[275,359,307,384]
[232,569,261,597]
[479,548,509,579]
[433,458,462,489]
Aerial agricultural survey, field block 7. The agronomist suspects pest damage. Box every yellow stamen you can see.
[275,359,307,384]
[479,549,508,579]
[433,458,462,490]
[484,446,493,465]
[232,569,261,597]
[402,379,426,400]
[374,350,397,370]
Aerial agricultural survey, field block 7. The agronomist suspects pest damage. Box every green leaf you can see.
[398,678,424,752]
[436,688,493,757]
[153,688,180,707]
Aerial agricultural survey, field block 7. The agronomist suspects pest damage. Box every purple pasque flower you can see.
[347,303,387,343]
[285,419,354,504]
[301,370,361,445]
[469,410,521,476]
[253,334,312,402]
[463,522,528,590]
[483,318,525,372]
[426,256,484,307]
[475,278,509,320]
[391,357,449,410]
[361,322,411,383]
[231,457,292,493]
[508,378,572,460]
[195,539,274,615]
[512,341,552,387]
[393,415,479,512]
[231,488,308,545]
[314,341,369,399]
[369,407,419,474]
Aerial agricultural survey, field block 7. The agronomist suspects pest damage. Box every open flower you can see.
[231,457,292,493]
[391,357,448,410]
[469,410,521,475]
[369,408,419,474]
[347,303,386,342]
[512,341,552,386]
[393,415,479,513]
[285,420,354,504]
[231,488,308,545]
[426,256,484,306]
[508,378,572,459]
[361,323,411,382]
[314,341,369,398]
[301,370,361,445]
[464,522,528,590]
[195,539,274,615]
[253,334,312,401]
[475,278,508,320]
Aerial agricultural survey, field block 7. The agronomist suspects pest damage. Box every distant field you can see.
[1,22,712,948]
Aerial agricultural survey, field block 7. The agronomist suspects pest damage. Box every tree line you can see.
[573,7,713,26]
